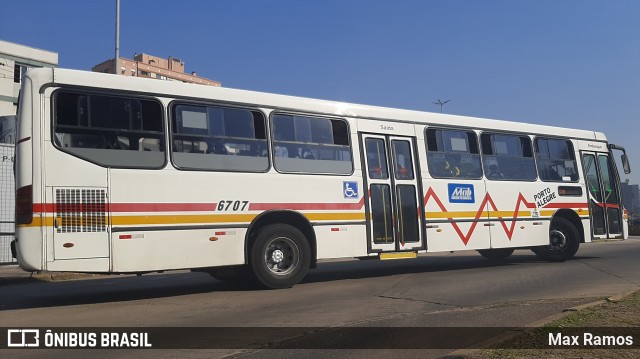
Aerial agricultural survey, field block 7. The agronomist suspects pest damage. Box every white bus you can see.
[12,68,631,288]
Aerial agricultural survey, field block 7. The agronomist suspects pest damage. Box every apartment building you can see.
[92,53,221,87]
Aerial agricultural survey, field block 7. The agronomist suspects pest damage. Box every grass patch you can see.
[463,291,640,359]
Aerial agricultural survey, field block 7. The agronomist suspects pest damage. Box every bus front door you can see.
[581,152,623,239]
[362,134,424,253]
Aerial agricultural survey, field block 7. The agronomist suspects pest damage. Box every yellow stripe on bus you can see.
[425,211,491,219]
[17,212,366,228]
[112,212,366,225]
[488,211,535,217]
[305,213,366,221]
[16,210,584,228]
[112,214,258,226]
[425,210,587,220]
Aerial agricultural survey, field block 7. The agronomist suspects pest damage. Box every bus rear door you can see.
[361,134,424,253]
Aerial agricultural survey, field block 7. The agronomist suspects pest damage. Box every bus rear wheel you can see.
[250,224,310,289]
[532,217,580,262]
[477,248,514,261]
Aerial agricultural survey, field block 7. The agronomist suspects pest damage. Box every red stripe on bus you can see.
[249,196,366,211]
[594,202,620,209]
[33,203,216,213]
[33,203,108,214]
[423,188,536,245]
[32,198,366,214]
[248,201,365,211]
[33,204,55,213]
[17,137,31,144]
[109,203,217,212]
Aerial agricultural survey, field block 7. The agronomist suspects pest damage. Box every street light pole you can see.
[433,99,450,114]
[114,0,120,75]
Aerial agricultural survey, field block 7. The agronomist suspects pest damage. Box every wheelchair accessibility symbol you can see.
[343,181,358,199]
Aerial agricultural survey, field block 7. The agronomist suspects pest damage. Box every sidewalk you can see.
[0,264,191,285]
[0,264,107,285]
[0,264,35,285]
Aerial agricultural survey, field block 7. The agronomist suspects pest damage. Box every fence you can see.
[1,144,16,264]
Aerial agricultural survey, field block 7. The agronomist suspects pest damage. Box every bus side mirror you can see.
[621,154,631,174]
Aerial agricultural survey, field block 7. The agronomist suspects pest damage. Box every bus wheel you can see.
[532,217,580,262]
[250,224,310,289]
[477,248,514,261]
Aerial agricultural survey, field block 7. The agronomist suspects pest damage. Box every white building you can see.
[0,40,58,116]
[0,40,56,263]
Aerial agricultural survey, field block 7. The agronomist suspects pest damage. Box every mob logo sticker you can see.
[448,183,475,203]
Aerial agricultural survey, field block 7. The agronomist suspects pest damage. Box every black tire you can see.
[532,217,580,262]
[250,224,311,289]
[477,248,514,261]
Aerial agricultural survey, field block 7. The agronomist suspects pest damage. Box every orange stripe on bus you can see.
[18,212,365,227]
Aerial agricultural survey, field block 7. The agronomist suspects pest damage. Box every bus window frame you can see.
[424,126,483,180]
[269,111,354,176]
[168,100,272,174]
[534,136,580,183]
[479,131,538,182]
[51,88,167,170]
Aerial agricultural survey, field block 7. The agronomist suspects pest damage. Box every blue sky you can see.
[2,0,639,183]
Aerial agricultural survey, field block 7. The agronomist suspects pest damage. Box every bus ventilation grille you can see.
[55,188,107,233]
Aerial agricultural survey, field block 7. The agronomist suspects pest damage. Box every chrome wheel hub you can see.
[264,236,300,276]
[271,249,284,263]
[549,229,567,252]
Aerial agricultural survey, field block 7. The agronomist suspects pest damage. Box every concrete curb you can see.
[0,271,109,286]
[605,289,638,303]
[0,268,193,286]
[446,288,640,358]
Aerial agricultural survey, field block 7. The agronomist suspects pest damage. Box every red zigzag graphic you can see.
[423,187,536,245]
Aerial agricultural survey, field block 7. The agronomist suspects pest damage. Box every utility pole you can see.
[433,99,450,114]
[114,0,120,75]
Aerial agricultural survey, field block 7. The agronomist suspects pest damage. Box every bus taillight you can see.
[16,185,33,225]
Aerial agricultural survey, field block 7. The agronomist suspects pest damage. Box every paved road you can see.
[2,237,640,358]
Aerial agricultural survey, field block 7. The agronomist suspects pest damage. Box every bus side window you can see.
[534,138,578,182]
[272,114,352,174]
[55,133,69,147]
[480,133,536,181]
[274,145,289,158]
[140,138,160,152]
[190,141,206,153]
[301,147,315,160]
[171,104,269,172]
[71,134,106,149]
[206,139,228,155]
[53,91,165,168]
[425,128,481,179]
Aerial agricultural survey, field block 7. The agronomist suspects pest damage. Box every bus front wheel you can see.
[532,217,580,262]
[250,224,311,289]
